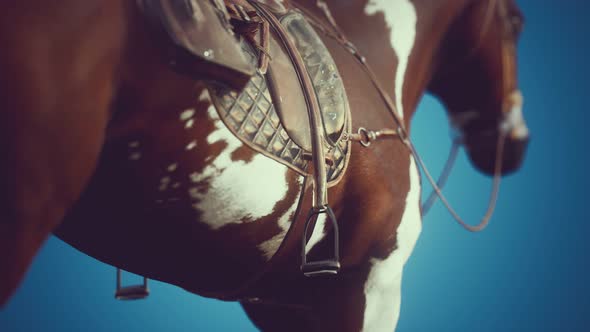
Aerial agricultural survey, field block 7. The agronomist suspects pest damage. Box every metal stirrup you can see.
[115,268,150,300]
[301,206,340,277]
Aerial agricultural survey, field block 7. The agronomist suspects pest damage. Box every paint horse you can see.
[0,0,529,331]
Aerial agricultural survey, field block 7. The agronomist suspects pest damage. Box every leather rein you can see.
[294,0,516,232]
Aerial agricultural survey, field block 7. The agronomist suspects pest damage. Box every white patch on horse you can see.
[189,172,200,183]
[128,152,141,161]
[365,0,417,120]
[180,109,195,121]
[258,176,303,260]
[305,214,328,254]
[127,140,142,161]
[503,105,529,139]
[186,140,197,151]
[167,163,178,172]
[159,176,172,191]
[189,105,289,230]
[362,157,422,332]
[188,187,199,199]
[199,89,210,102]
[207,104,218,119]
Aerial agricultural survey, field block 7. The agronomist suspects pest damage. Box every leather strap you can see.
[250,0,330,210]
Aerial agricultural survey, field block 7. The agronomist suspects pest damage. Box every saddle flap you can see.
[139,0,255,89]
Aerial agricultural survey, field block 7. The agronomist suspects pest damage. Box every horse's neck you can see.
[296,0,468,124]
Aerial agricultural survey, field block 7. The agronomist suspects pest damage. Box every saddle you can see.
[208,1,351,185]
[208,0,352,278]
[120,1,351,299]
[138,0,351,184]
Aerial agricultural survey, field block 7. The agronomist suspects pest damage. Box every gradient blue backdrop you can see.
[1,1,588,331]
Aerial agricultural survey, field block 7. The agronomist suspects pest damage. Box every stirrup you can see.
[301,206,340,277]
[115,268,150,300]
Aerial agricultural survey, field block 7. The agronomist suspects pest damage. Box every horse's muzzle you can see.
[464,132,529,176]
[463,90,530,176]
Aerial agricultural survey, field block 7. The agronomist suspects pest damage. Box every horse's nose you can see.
[500,135,530,174]
[466,89,530,176]
[465,134,530,176]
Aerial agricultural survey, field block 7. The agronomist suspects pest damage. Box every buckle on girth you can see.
[301,206,341,277]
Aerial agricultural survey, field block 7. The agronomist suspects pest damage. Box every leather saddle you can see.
[137,0,351,183]
[212,0,351,277]
[208,0,352,185]
[137,0,256,90]
[133,0,351,282]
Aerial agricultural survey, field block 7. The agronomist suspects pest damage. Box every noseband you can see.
[450,0,527,139]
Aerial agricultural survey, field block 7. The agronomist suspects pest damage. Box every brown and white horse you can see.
[0,0,528,331]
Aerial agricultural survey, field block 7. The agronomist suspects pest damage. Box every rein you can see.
[294,0,509,232]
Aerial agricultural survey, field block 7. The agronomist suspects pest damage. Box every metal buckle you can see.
[115,269,150,300]
[301,206,341,277]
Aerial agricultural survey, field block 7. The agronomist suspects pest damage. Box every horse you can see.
[0,0,529,331]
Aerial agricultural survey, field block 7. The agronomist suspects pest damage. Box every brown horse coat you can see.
[0,0,528,330]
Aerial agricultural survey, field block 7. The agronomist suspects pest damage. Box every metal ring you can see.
[358,127,372,147]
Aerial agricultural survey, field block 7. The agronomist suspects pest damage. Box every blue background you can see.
[1,1,588,331]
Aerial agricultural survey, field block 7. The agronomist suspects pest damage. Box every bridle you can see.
[422,0,526,225]
[295,0,524,232]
